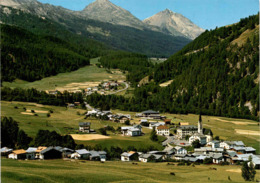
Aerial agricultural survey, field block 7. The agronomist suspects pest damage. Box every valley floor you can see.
[2,158,260,183]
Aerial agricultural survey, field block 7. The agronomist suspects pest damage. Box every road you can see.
[105,82,129,95]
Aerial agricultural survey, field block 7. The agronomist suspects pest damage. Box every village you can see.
[2,109,259,170]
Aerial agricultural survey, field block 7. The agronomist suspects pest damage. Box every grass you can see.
[1,101,163,150]
[2,58,126,91]
[2,158,260,183]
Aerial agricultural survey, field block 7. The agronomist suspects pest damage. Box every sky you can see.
[38,0,259,30]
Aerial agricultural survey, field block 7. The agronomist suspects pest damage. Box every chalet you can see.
[71,149,90,159]
[156,125,169,136]
[189,133,207,145]
[8,149,27,160]
[79,122,91,133]
[139,154,163,163]
[26,147,38,160]
[252,157,260,169]
[121,151,138,161]
[60,147,74,158]
[194,147,224,155]
[0,147,13,156]
[177,125,198,139]
[139,110,163,119]
[121,125,142,136]
[40,147,63,160]
[163,146,175,158]
[245,147,256,154]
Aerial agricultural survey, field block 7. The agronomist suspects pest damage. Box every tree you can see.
[150,127,158,141]
[1,117,19,148]
[17,130,32,149]
[99,128,107,136]
[242,156,256,181]
[192,140,201,148]
[124,120,130,125]
[185,135,190,141]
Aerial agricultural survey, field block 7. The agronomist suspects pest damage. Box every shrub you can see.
[31,110,35,113]
[47,113,51,117]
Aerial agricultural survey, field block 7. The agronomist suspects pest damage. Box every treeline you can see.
[1,87,83,106]
[1,117,76,149]
[99,51,153,85]
[87,14,259,121]
[1,24,91,82]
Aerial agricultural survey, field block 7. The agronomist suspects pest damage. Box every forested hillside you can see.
[1,24,92,82]
[87,14,259,121]
[99,52,153,85]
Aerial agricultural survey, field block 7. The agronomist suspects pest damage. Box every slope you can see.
[1,24,91,82]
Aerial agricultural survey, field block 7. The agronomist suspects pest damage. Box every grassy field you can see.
[1,101,163,150]
[2,158,260,183]
[2,58,126,91]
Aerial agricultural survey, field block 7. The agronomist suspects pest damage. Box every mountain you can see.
[143,9,204,40]
[79,0,145,30]
[0,1,191,57]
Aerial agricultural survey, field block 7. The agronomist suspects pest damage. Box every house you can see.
[149,122,165,129]
[8,149,27,159]
[26,147,38,160]
[163,146,175,159]
[174,146,187,155]
[35,146,47,159]
[156,125,169,136]
[164,119,172,124]
[177,125,198,139]
[141,110,160,118]
[202,128,213,142]
[252,158,260,169]
[40,147,63,160]
[121,125,142,136]
[79,122,91,133]
[60,148,74,158]
[180,122,189,126]
[189,133,207,145]
[71,149,90,159]
[121,151,138,161]
[89,151,107,161]
[212,153,224,164]
[139,154,163,163]
[207,140,220,148]
[0,147,13,156]
[245,147,256,154]
[220,141,245,149]
[194,147,224,155]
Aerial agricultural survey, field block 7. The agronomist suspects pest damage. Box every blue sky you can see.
[38,0,259,30]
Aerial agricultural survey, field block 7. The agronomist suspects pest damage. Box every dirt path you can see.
[212,117,256,125]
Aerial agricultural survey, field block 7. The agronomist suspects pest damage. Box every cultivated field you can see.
[2,158,260,183]
[2,58,126,91]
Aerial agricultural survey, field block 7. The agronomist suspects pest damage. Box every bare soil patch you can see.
[70,134,111,141]
[26,110,48,114]
[226,169,241,173]
[160,80,173,87]
[56,82,101,92]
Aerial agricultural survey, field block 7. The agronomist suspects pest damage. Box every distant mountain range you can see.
[0,0,204,56]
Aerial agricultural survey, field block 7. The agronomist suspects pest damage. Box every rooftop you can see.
[157,125,169,130]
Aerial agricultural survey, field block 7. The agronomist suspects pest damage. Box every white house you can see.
[79,122,91,133]
[71,149,90,159]
[121,151,138,161]
[189,133,207,145]
[139,154,163,163]
[174,146,187,154]
[149,122,165,129]
[212,153,224,164]
[121,125,142,136]
[156,125,169,136]
[220,141,245,149]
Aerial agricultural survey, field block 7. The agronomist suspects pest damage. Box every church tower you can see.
[198,114,203,134]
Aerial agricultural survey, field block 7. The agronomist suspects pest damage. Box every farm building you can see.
[79,122,91,133]
[71,149,90,159]
[121,151,139,161]
[1,147,13,156]
[8,149,27,160]
[40,147,63,160]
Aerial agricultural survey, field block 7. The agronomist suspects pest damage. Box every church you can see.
[177,115,213,145]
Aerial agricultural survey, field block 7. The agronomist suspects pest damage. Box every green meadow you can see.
[2,58,126,91]
[2,158,260,183]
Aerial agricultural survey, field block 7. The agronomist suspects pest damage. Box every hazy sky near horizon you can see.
[38,0,259,30]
